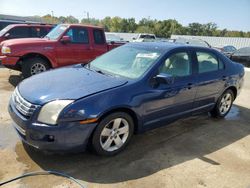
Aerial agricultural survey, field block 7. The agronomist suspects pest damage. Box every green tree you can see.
[65,15,79,24]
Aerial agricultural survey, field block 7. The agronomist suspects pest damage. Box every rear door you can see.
[90,28,108,59]
[56,26,91,66]
[193,50,226,109]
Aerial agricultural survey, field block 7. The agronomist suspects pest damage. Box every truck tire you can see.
[22,57,50,78]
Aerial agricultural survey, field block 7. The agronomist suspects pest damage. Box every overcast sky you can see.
[1,0,250,31]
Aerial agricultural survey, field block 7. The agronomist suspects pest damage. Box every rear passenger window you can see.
[196,52,222,73]
[93,29,105,44]
[66,27,89,44]
[9,27,29,38]
[159,52,191,77]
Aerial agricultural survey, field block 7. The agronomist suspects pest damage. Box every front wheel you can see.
[22,57,50,78]
[91,112,134,156]
[210,89,234,118]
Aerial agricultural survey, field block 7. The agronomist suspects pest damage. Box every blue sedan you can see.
[9,42,245,155]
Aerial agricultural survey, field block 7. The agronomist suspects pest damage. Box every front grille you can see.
[12,88,39,117]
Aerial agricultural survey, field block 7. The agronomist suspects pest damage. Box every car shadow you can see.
[15,104,250,184]
[8,74,23,87]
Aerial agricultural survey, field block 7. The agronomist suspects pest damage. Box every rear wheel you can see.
[91,112,134,156]
[22,57,50,78]
[210,89,234,118]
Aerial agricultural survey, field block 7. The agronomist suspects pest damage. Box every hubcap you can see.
[219,93,232,115]
[100,118,129,152]
[30,63,46,75]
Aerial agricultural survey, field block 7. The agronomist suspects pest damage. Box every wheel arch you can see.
[20,53,53,68]
[224,86,237,100]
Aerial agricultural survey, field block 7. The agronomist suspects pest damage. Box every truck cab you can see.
[0,24,124,78]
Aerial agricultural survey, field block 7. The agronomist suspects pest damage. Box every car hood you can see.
[18,65,128,105]
[1,38,50,46]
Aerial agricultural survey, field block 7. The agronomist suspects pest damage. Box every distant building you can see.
[171,35,250,49]
[105,32,139,42]
[0,14,44,23]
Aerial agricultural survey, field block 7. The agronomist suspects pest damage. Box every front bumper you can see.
[8,100,97,152]
[0,55,20,69]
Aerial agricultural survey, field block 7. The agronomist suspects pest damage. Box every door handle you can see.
[187,83,193,89]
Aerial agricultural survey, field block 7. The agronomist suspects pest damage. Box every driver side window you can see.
[159,52,191,77]
[66,27,89,44]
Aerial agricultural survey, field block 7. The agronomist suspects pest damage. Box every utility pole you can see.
[84,11,90,23]
[51,11,54,24]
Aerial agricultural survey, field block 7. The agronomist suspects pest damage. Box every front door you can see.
[56,26,91,66]
[143,50,197,129]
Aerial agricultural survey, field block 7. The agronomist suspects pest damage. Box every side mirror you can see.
[154,73,174,85]
[4,33,10,39]
[60,36,71,43]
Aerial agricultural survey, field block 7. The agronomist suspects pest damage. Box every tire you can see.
[22,57,50,78]
[210,89,234,118]
[91,112,134,156]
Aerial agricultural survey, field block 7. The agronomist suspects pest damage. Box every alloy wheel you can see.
[219,93,232,115]
[30,63,47,75]
[100,118,129,152]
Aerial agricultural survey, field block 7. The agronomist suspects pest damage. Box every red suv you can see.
[0,24,53,43]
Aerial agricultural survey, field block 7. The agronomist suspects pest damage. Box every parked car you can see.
[8,42,244,156]
[173,38,211,48]
[0,19,26,30]
[214,45,237,57]
[0,24,53,43]
[230,47,250,67]
[0,24,124,78]
[133,33,156,42]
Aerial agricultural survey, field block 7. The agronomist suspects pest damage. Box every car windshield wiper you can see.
[83,63,116,77]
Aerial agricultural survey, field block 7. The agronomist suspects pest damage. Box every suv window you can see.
[93,29,105,44]
[159,52,191,77]
[9,27,29,38]
[66,27,89,44]
[196,52,222,73]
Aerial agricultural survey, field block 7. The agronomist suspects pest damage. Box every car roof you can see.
[5,24,53,28]
[126,42,213,53]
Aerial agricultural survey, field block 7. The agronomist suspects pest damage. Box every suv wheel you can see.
[210,89,234,118]
[92,112,134,156]
[22,57,50,78]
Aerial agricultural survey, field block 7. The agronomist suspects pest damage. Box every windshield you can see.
[88,45,161,79]
[45,25,68,40]
[0,25,13,37]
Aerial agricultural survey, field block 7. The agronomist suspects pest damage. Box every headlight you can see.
[1,46,11,54]
[38,100,73,125]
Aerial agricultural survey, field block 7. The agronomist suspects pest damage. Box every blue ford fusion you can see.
[9,42,244,155]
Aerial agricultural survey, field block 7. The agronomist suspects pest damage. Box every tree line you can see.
[41,14,250,38]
